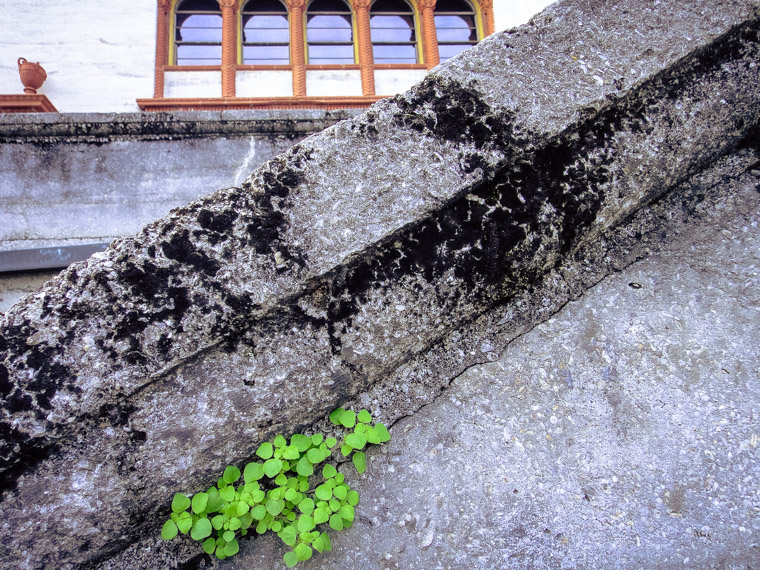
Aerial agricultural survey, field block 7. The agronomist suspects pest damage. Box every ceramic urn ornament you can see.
[17,58,47,94]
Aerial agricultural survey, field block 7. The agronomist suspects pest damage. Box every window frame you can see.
[144,0,493,107]
[434,0,481,63]
[305,0,357,66]
[369,0,422,65]
[239,0,291,66]
[171,0,225,67]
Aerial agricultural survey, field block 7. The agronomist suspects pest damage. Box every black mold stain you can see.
[241,150,310,267]
[390,75,518,171]
[161,230,221,276]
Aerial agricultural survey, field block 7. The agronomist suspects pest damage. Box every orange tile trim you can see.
[418,0,440,69]
[481,0,494,36]
[353,0,375,96]
[219,0,237,97]
[0,94,58,113]
[154,0,171,98]
[286,0,307,96]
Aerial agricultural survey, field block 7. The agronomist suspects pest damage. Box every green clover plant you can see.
[161,408,391,567]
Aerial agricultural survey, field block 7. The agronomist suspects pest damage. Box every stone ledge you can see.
[0,0,758,567]
[0,108,362,143]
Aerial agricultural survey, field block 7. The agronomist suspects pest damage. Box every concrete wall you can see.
[0,109,359,311]
[0,0,555,113]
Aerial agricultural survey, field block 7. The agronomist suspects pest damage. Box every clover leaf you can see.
[160,406,391,565]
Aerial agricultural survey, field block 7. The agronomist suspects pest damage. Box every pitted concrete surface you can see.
[2,1,759,567]
[219,173,760,568]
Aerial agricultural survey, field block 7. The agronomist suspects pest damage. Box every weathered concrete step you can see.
[0,0,758,567]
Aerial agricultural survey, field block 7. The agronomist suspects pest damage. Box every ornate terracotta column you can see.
[354,0,375,96]
[419,0,439,69]
[218,0,237,97]
[287,0,307,96]
[480,0,494,36]
[154,0,172,98]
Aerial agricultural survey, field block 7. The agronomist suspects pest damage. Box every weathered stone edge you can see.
[0,109,361,143]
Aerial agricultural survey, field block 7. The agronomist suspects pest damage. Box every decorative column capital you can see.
[418,0,436,11]
[286,0,305,10]
[157,0,172,13]
[353,0,371,10]
[217,0,236,8]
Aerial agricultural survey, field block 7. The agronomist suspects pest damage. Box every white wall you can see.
[0,0,155,113]
[374,69,428,97]
[237,70,293,98]
[0,0,555,113]
[165,71,222,99]
[306,70,363,97]
[492,0,557,33]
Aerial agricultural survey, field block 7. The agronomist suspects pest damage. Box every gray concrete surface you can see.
[1,0,759,568]
[224,156,760,570]
[0,271,58,314]
[0,110,356,245]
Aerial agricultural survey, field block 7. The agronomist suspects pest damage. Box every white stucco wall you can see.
[374,69,428,97]
[306,70,363,97]
[237,70,293,98]
[493,0,557,33]
[164,71,222,99]
[0,0,555,113]
[0,0,155,113]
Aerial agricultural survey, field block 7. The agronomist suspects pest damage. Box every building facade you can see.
[0,0,553,113]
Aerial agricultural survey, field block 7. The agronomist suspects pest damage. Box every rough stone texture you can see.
[203,149,760,570]
[0,271,59,315]
[0,0,759,568]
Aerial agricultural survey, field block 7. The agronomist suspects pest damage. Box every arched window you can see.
[434,0,478,63]
[306,0,355,64]
[370,0,418,64]
[242,0,290,64]
[174,0,223,65]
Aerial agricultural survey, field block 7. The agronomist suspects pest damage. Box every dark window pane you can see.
[434,0,472,10]
[176,0,221,12]
[434,0,477,62]
[306,0,353,63]
[370,0,417,64]
[242,0,289,65]
[372,0,412,12]
[176,44,222,65]
[175,0,222,65]
[434,22,476,43]
[243,15,289,43]
[307,27,353,43]
[243,45,290,64]
[437,44,473,60]
[176,14,223,43]
[372,44,416,63]
[308,0,348,11]
[243,0,286,10]
[308,43,354,64]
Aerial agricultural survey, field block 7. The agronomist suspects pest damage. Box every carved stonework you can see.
[353,0,372,10]
[217,0,236,8]
[286,0,305,9]
[418,0,436,11]
[157,0,171,13]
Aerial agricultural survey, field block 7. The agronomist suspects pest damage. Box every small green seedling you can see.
[161,408,391,567]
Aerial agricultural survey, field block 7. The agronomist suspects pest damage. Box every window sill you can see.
[136,96,383,111]
[373,63,427,70]
[0,94,58,113]
[165,65,222,71]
